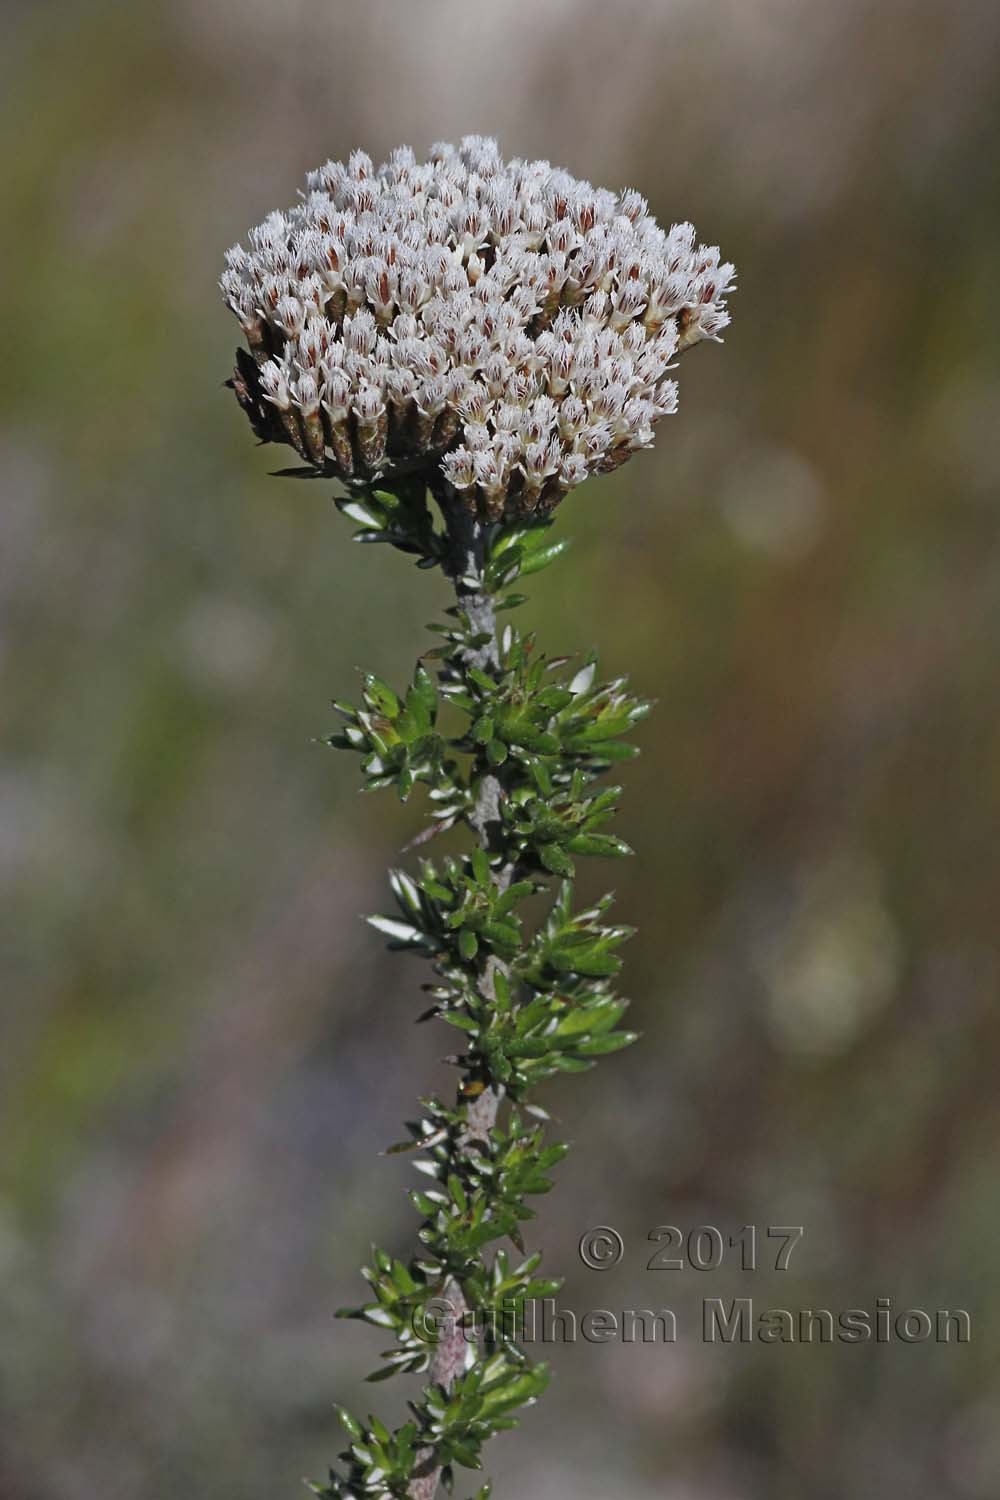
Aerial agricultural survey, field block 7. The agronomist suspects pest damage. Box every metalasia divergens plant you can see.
[222,136,733,1500]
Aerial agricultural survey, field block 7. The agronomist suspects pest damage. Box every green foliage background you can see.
[1,3,998,1498]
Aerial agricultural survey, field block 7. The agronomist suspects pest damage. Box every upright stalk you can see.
[317,491,649,1500]
[409,512,503,1500]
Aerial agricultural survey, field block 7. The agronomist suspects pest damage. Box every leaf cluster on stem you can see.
[313,481,648,1500]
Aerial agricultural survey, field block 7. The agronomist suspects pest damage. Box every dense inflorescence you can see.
[221,136,734,519]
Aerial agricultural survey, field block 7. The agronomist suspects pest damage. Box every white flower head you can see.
[223,140,734,518]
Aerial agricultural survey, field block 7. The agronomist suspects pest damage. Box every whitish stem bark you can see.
[407,507,509,1500]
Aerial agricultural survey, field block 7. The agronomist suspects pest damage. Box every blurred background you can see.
[2,1,999,1496]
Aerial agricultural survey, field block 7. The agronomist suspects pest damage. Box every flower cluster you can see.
[222,137,734,519]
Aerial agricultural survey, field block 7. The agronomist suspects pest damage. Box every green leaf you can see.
[518,538,571,577]
[481,920,521,952]
[412,662,438,703]
[334,1405,363,1439]
[363,674,400,716]
[565,834,633,858]
[442,1013,481,1034]
[573,1031,638,1056]
[493,969,512,1012]
[538,844,575,877]
[552,1055,595,1073]
[564,737,639,761]
[546,947,621,977]
[459,928,479,962]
